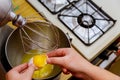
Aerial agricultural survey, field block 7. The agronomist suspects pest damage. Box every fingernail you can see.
[46,58,51,64]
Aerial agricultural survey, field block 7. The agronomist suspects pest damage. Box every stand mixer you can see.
[0,0,71,80]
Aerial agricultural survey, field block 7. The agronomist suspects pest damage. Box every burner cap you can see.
[77,14,95,28]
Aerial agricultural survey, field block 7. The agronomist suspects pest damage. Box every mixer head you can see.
[0,0,26,27]
[0,0,12,26]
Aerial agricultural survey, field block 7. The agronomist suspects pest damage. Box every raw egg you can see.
[29,54,48,68]
[22,50,54,79]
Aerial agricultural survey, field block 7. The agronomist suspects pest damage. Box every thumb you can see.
[24,64,35,77]
[47,57,63,66]
[13,63,28,72]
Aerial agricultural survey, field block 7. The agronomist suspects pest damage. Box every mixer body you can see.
[0,0,25,27]
[0,0,13,26]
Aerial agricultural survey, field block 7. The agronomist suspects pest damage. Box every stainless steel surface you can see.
[0,25,13,80]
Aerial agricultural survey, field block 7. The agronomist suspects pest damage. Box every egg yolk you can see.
[33,54,47,68]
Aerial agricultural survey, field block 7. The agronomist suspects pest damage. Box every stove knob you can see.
[108,45,120,56]
[108,45,118,51]
[116,49,120,56]
[99,51,109,60]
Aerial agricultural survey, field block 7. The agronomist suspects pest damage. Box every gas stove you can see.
[27,0,120,61]
[58,0,116,45]
[37,0,116,46]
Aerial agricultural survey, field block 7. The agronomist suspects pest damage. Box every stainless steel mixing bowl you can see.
[5,21,71,79]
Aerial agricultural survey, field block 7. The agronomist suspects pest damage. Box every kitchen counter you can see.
[9,0,72,80]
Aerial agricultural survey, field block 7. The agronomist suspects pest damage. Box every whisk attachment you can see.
[0,0,63,53]
[9,12,58,53]
[19,21,60,53]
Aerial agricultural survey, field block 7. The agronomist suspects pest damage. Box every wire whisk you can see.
[19,20,60,53]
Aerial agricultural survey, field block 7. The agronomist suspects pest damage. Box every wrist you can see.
[72,61,94,77]
[81,64,120,80]
[71,62,94,79]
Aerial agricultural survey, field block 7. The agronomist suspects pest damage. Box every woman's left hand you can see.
[6,63,35,80]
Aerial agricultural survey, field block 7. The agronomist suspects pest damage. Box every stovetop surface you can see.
[57,0,116,45]
[38,0,116,45]
[27,0,120,61]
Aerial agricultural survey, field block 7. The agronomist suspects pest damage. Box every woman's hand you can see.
[47,48,93,79]
[6,63,35,80]
[47,48,120,80]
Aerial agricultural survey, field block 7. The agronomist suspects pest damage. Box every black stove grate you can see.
[38,0,77,14]
[37,0,116,45]
[58,0,116,45]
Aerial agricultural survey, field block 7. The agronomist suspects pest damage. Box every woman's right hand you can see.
[47,48,93,79]
[47,48,120,80]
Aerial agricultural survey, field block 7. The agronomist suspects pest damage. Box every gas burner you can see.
[38,0,77,14]
[58,0,116,45]
[77,13,95,28]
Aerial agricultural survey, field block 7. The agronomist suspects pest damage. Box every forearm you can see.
[83,64,120,80]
